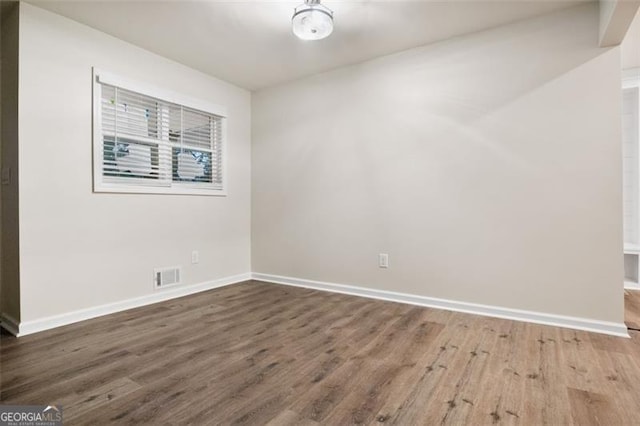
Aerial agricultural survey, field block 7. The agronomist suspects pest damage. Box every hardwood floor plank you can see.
[421,317,497,425]
[463,318,517,425]
[1,280,640,425]
[265,409,320,426]
[625,289,640,330]
[567,387,624,425]
[63,377,142,422]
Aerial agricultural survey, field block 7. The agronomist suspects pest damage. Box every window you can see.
[93,69,226,195]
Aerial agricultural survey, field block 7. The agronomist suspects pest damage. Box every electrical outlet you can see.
[191,250,199,264]
[379,253,389,268]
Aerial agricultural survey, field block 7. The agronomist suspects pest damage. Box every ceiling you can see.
[29,0,589,91]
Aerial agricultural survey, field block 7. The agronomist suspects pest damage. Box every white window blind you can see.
[93,70,226,195]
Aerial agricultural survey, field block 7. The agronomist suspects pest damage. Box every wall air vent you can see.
[154,266,181,289]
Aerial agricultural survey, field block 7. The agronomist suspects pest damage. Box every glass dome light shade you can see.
[292,1,333,41]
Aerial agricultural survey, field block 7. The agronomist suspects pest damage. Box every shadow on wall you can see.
[256,3,604,169]
[253,3,608,224]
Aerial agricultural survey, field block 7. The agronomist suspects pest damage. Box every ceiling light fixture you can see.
[292,0,334,41]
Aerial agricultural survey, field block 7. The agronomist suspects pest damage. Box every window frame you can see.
[92,68,228,196]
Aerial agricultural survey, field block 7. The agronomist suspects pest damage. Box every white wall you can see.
[622,9,640,69]
[18,3,251,322]
[252,3,625,324]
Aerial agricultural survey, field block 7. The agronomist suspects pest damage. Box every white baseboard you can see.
[0,312,20,336]
[624,280,640,291]
[15,272,252,337]
[252,273,630,338]
[7,271,630,339]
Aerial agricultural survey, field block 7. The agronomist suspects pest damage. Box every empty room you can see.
[1,0,640,424]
